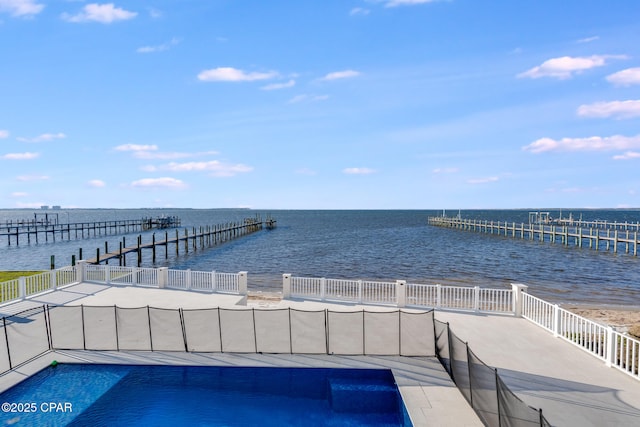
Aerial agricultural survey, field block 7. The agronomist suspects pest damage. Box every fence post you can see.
[510,283,528,317]
[396,280,406,308]
[321,278,326,300]
[553,304,560,338]
[105,264,111,285]
[283,274,291,298]
[212,270,217,292]
[466,343,474,408]
[50,269,57,291]
[605,327,616,368]
[238,271,248,295]
[446,323,455,382]
[158,267,168,289]
[77,260,87,283]
[357,280,363,303]
[473,286,480,312]
[494,369,502,427]
[19,277,26,300]
[436,284,442,308]
[186,269,192,290]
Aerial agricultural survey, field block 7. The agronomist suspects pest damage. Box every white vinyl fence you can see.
[82,264,245,295]
[1,265,637,382]
[283,274,515,314]
[0,264,245,307]
[285,276,397,305]
[0,266,77,304]
[522,292,639,381]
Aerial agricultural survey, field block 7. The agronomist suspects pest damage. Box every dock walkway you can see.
[85,217,271,266]
[429,216,640,256]
[0,216,180,246]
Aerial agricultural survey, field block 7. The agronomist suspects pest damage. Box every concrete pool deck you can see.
[435,310,640,427]
[1,283,640,426]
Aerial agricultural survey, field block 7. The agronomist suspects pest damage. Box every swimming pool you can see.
[0,364,412,426]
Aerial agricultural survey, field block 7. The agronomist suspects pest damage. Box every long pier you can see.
[428,216,639,256]
[1,216,180,246]
[84,217,276,266]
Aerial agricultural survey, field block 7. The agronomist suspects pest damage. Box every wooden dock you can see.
[84,217,275,266]
[0,216,180,245]
[428,216,639,256]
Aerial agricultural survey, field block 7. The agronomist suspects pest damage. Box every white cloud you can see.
[17,174,48,181]
[432,167,459,174]
[606,67,640,86]
[385,0,439,6]
[517,55,626,79]
[577,100,640,119]
[15,201,46,209]
[148,7,162,19]
[0,130,8,139]
[295,168,317,176]
[11,192,28,197]
[468,176,499,184]
[17,132,66,143]
[523,134,640,153]
[137,38,180,54]
[130,177,187,190]
[198,67,278,82]
[613,151,640,160]
[62,3,137,24]
[321,70,361,81]
[343,167,376,175]
[287,94,329,104]
[162,160,253,177]
[0,0,44,17]
[577,36,599,44]
[261,80,295,91]
[1,152,39,160]
[350,7,370,15]
[87,179,106,187]
[114,144,158,152]
[132,149,219,160]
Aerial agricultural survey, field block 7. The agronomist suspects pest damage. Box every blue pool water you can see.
[0,364,412,426]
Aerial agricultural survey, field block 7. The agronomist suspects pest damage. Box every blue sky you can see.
[1,0,639,209]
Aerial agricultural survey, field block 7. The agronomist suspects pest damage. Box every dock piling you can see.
[81,216,275,265]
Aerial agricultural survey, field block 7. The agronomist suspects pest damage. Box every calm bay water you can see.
[1,208,639,306]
